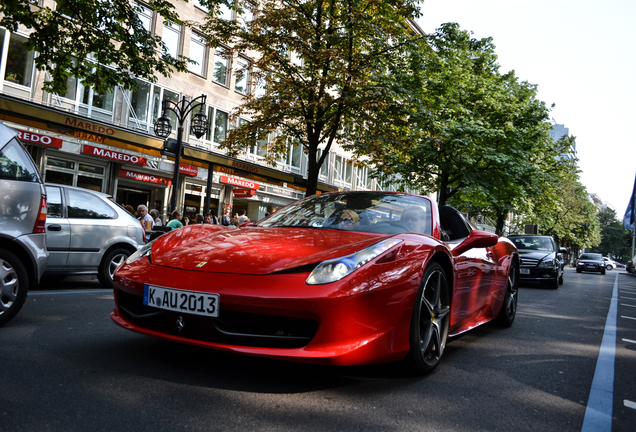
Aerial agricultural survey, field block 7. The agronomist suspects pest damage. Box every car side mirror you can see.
[452,230,499,257]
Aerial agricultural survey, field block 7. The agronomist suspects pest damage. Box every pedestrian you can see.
[229,216,240,228]
[166,210,184,229]
[137,204,154,231]
[195,214,204,224]
[124,204,134,215]
[204,212,218,224]
[238,209,249,224]
[149,209,162,226]
[221,207,231,226]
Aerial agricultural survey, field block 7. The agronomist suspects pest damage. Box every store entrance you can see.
[116,186,150,210]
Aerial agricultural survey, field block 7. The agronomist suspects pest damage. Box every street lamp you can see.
[154,94,208,215]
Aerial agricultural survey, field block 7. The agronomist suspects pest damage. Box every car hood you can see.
[518,249,555,261]
[150,224,391,275]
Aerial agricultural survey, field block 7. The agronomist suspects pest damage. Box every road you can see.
[0,268,634,432]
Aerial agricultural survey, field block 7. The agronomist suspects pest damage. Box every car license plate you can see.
[143,284,219,317]
[520,268,530,274]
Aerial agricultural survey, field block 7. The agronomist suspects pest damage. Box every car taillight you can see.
[33,195,47,233]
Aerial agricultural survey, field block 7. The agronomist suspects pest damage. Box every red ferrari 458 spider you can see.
[111,191,519,375]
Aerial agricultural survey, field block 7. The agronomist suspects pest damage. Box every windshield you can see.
[258,192,432,235]
[580,253,602,260]
[511,236,554,252]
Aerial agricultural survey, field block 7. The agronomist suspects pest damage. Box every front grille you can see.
[520,258,539,267]
[116,290,318,349]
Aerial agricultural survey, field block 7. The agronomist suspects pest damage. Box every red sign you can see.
[221,175,260,190]
[83,144,147,166]
[17,131,63,148]
[232,189,256,198]
[118,169,171,185]
[179,163,198,176]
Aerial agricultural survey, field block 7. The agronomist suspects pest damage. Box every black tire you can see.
[496,261,518,327]
[559,273,564,285]
[576,268,582,273]
[98,248,131,288]
[0,250,29,326]
[600,269,606,275]
[406,262,450,375]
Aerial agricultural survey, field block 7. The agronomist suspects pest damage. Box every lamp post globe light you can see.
[154,94,208,215]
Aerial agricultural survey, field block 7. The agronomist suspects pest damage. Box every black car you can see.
[576,253,606,275]
[508,235,565,289]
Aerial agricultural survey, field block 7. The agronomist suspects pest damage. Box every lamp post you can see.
[154,94,208,215]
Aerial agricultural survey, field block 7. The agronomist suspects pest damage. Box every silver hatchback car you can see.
[0,124,49,326]
[44,184,144,287]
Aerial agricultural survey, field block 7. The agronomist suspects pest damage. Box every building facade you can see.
[0,0,404,224]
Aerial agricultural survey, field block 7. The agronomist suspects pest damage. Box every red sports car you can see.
[111,191,519,375]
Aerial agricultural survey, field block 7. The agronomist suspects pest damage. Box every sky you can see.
[417,0,636,219]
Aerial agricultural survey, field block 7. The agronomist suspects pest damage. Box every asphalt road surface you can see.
[1,267,634,432]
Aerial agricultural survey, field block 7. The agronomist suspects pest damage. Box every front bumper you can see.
[110,257,418,366]
[519,266,559,283]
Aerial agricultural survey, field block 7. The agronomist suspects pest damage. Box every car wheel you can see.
[559,273,564,285]
[600,269,606,275]
[548,276,559,289]
[98,248,131,288]
[0,250,29,326]
[606,264,613,270]
[407,262,450,375]
[576,268,582,273]
[496,261,518,327]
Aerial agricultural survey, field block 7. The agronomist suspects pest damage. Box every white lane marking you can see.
[581,274,618,432]
[620,303,636,307]
[625,400,636,410]
[621,315,636,320]
[622,339,636,344]
[620,297,636,301]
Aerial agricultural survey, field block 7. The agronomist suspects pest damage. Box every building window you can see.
[278,139,302,172]
[0,31,34,87]
[334,154,352,186]
[218,3,233,20]
[44,156,106,192]
[188,32,206,76]
[355,166,368,190]
[81,85,114,112]
[135,2,153,31]
[162,21,181,60]
[189,105,228,145]
[212,48,228,86]
[234,57,249,94]
[317,149,329,178]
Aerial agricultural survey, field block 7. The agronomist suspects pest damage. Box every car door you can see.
[44,185,70,270]
[64,187,118,272]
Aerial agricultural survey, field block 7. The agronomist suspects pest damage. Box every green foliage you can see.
[589,207,633,261]
[0,0,194,95]
[196,0,424,195]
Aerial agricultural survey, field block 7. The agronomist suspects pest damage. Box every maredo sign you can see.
[118,169,171,185]
[221,175,260,190]
[179,163,198,176]
[17,131,63,148]
[83,144,147,166]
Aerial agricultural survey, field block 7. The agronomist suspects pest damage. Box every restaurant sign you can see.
[221,175,260,190]
[83,144,147,166]
[118,169,171,185]
[17,131,63,148]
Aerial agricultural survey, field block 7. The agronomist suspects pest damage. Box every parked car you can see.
[603,257,618,270]
[44,184,144,287]
[0,124,49,326]
[507,235,565,289]
[627,256,636,275]
[576,253,606,274]
[111,191,520,375]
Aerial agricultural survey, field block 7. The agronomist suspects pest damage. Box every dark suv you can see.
[0,124,49,325]
[508,235,565,289]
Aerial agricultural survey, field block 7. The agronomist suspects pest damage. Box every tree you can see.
[590,207,632,261]
[197,0,424,195]
[0,0,194,95]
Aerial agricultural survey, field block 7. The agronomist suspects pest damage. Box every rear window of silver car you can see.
[0,138,42,182]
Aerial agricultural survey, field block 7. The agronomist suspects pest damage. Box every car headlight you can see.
[306,239,403,285]
[125,241,154,265]
[538,258,555,268]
